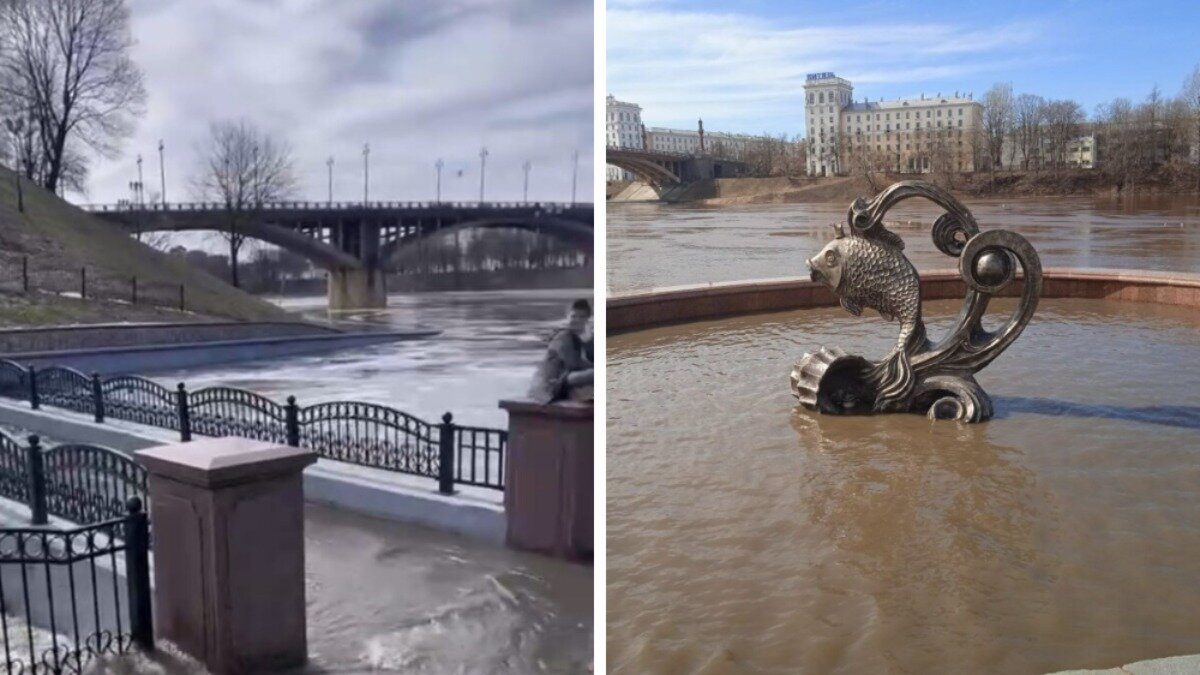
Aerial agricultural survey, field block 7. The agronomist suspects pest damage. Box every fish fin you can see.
[840,297,863,316]
[869,349,915,412]
[878,309,896,322]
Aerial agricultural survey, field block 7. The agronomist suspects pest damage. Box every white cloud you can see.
[607,6,1047,134]
[78,0,593,205]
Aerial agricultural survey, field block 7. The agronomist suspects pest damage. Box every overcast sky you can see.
[75,0,593,207]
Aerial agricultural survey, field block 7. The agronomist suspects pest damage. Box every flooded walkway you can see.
[302,503,592,673]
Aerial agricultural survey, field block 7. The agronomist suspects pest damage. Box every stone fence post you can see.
[135,437,316,674]
[498,399,593,561]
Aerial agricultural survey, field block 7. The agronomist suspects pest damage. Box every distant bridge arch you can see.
[81,200,593,309]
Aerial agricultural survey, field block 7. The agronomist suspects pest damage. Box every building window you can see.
[820,92,825,103]
[957,120,962,127]
[808,93,813,104]
[958,108,963,116]
[926,111,931,118]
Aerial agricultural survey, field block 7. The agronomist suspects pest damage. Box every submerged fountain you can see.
[792,181,1042,422]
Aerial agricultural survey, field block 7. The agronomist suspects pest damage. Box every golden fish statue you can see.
[791,181,1042,422]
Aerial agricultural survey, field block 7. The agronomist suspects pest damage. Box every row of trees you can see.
[977,65,1200,184]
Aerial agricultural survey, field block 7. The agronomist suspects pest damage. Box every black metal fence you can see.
[0,501,153,674]
[0,431,148,528]
[0,255,188,313]
[0,361,506,492]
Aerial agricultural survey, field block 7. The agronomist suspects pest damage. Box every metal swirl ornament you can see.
[792,180,1042,423]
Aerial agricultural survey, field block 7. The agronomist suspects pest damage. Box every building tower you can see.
[803,73,852,176]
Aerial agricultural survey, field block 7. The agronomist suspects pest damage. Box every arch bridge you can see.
[82,200,593,309]
[605,148,748,196]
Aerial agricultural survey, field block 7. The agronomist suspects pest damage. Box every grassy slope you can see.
[0,164,292,325]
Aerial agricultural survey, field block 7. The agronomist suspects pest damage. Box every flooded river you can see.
[607,195,1200,292]
[607,297,1200,674]
[155,289,593,428]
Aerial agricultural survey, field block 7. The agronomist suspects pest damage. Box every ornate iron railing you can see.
[0,432,148,529]
[38,442,148,527]
[0,364,508,492]
[296,401,439,478]
[454,423,507,489]
[33,367,94,419]
[0,432,29,506]
[0,361,27,401]
[0,502,153,674]
[100,376,179,431]
[187,387,288,444]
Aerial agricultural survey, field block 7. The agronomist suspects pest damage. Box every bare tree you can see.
[981,83,1014,176]
[1042,99,1084,169]
[193,120,298,288]
[1013,94,1047,171]
[0,0,146,193]
[1182,65,1200,189]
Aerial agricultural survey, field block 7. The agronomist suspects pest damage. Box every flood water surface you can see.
[607,298,1200,674]
[155,289,592,428]
[607,195,1200,292]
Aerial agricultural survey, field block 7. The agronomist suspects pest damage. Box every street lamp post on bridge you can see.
[362,144,370,204]
[158,140,166,206]
[571,149,579,205]
[326,156,334,205]
[479,147,488,202]
[523,160,531,203]
[435,159,444,203]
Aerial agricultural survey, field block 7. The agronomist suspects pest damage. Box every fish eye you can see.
[825,249,839,266]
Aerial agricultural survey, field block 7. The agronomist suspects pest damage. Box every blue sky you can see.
[607,0,1200,136]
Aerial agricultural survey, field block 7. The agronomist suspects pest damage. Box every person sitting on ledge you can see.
[528,298,593,403]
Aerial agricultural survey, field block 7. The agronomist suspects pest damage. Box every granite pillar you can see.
[134,437,317,674]
[498,399,593,561]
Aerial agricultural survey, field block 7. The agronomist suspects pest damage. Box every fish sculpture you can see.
[805,204,925,412]
[792,181,1042,423]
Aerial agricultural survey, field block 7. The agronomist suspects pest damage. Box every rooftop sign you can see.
[806,72,836,81]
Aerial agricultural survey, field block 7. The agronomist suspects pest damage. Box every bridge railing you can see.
[0,360,507,492]
[79,200,587,213]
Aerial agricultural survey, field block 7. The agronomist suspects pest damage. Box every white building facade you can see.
[804,72,984,176]
[606,95,644,181]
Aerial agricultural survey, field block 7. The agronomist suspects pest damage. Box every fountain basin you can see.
[607,289,1200,674]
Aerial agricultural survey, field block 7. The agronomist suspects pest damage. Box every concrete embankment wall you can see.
[608,268,1200,333]
[6,330,435,374]
[0,321,336,353]
[0,321,438,374]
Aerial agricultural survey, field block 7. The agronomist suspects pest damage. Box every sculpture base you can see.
[791,347,993,423]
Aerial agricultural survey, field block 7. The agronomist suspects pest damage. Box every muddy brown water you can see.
[607,298,1200,674]
[607,195,1200,292]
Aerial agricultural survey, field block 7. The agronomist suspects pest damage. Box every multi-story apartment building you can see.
[606,95,644,181]
[643,126,765,160]
[606,94,782,181]
[804,72,984,176]
[1000,132,1101,170]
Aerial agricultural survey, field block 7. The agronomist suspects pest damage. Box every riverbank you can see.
[609,168,1200,206]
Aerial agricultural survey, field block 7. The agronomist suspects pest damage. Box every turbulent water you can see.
[607,298,1200,674]
[607,194,1200,292]
[152,288,593,428]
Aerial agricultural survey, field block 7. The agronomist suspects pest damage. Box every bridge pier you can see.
[328,267,387,310]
